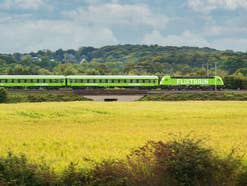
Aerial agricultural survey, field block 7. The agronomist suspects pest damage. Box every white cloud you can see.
[211,38,247,51]
[0,20,118,53]
[188,0,247,13]
[0,0,47,10]
[142,30,210,47]
[142,30,247,51]
[63,3,169,30]
[203,25,247,36]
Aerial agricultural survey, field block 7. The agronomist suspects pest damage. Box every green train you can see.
[0,75,224,90]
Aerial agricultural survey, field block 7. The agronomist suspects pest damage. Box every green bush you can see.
[90,161,128,186]
[0,88,7,103]
[7,93,91,103]
[0,137,246,185]
[88,137,245,186]
[224,76,247,89]
[59,163,89,186]
[0,152,56,186]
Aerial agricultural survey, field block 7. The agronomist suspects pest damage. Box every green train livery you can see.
[0,75,224,90]
[67,75,159,88]
[160,76,224,89]
[0,75,66,87]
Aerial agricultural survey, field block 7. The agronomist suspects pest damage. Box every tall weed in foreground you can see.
[0,152,56,185]
[92,137,246,186]
[0,137,246,186]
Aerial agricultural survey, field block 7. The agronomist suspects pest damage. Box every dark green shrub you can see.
[100,137,244,186]
[91,161,128,186]
[0,152,56,186]
[0,88,7,103]
[224,75,247,89]
[237,166,247,186]
[59,162,89,186]
[0,137,245,186]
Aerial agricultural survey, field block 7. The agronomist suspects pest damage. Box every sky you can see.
[0,0,247,53]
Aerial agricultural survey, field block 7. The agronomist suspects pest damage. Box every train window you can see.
[101,79,105,83]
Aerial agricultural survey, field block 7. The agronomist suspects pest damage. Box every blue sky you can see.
[0,0,247,53]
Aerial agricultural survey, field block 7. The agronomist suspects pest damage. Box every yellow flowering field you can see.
[0,101,246,171]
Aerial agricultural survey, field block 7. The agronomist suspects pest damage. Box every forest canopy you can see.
[0,45,246,78]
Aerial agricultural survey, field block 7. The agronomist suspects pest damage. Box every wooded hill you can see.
[0,45,246,89]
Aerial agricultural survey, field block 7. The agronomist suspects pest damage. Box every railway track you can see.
[7,88,247,95]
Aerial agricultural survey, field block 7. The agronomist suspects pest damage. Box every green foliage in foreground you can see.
[0,88,7,103]
[0,137,246,186]
[6,92,90,103]
[141,92,247,101]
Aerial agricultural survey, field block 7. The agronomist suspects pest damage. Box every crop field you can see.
[0,101,246,171]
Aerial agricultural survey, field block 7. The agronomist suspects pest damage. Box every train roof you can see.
[0,75,65,79]
[164,76,221,79]
[66,75,159,79]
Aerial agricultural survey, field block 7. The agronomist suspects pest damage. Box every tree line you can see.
[0,45,246,89]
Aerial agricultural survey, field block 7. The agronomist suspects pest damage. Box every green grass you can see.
[141,92,247,101]
[0,101,246,171]
[7,92,90,103]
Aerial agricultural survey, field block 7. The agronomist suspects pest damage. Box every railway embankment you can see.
[1,88,247,103]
